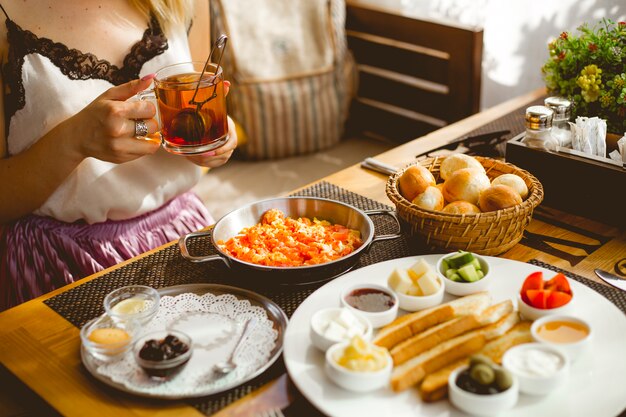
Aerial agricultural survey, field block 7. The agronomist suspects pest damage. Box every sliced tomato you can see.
[545,273,572,295]
[546,290,572,309]
[527,289,551,309]
[521,271,544,303]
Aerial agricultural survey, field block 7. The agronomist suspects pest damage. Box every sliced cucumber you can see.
[441,259,449,274]
[448,272,463,282]
[445,268,458,279]
[458,264,481,282]
[470,258,481,270]
[446,251,475,269]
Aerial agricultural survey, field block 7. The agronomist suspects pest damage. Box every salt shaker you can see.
[544,96,572,147]
[522,105,558,151]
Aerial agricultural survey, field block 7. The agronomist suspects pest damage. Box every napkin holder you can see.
[506,132,625,227]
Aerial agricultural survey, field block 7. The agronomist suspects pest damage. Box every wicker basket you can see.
[386,156,544,256]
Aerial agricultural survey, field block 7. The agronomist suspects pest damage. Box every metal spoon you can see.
[213,317,258,376]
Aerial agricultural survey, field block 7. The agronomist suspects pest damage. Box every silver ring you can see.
[134,120,149,138]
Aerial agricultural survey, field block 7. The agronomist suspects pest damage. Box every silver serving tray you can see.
[81,283,288,399]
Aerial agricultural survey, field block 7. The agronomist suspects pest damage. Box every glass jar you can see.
[544,96,572,147]
[522,105,558,151]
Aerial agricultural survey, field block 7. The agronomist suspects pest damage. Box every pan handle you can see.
[363,209,402,248]
[178,230,231,266]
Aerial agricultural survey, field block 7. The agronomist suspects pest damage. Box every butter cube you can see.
[388,268,413,294]
[416,271,440,296]
[324,320,347,340]
[335,309,363,334]
[408,258,431,280]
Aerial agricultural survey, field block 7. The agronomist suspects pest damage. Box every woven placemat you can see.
[44,181,416,415]
[528,259,626,314]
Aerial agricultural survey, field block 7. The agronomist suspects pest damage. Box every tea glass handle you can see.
[135,89,162,135]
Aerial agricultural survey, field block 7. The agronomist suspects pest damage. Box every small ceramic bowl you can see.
[340,283,399,328]
[516,292,573,321]
[531,314,592,362]
[502,343,569,396]
[325,341,392,392]
[104,285,160,325]
[394,276,445,312]
[80,314,135,362]
[134,330,193,380]
[310,307,373,352]
[436,253,492,296]
[448,365,518,417]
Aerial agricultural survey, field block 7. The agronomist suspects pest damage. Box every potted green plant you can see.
[542,19,626,134]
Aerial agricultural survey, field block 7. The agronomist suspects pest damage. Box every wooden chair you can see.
[344,1,483,143]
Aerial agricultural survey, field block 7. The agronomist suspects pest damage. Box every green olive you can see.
[470,363,495,385]
[494,367,513,391]
[469,354,495,369]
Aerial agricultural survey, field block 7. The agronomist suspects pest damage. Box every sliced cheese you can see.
[408,258,431,280]
[416,271,440,296]
[388,268,413,294]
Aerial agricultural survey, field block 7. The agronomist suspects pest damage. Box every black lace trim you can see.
[2,16,169,145]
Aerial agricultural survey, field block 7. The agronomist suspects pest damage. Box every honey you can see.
[536,320,589,344]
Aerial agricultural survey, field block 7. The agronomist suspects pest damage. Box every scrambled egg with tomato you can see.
[217,209,363,267]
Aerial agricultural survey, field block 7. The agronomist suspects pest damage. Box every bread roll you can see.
[441,201,481,215]
[442,168,490,205]
[412,186,444,211]
[478,185,523,212]
[398,166,436,201]
[440,154,485,180]
[492,174,529,199]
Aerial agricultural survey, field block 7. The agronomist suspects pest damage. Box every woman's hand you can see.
[67,75,161,163]
[185,116,238,168]
[185,81,237,168]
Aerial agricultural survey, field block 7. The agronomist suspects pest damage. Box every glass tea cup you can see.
[137,61,229,155]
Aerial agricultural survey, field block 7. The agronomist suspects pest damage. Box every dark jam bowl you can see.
[340,283,398,329]
[134,330,193,380]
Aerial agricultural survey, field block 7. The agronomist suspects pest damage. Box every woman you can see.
[0,0,237,309]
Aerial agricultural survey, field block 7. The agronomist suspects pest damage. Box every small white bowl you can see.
[340,283,399,328]
[394,276,445,312]
[502,343,569,396]
[325,341,392,392]
[437,253,492,296]
[104,285,160,325]
[310,307,373,352]
[516,293,573,321]
[531,315,592,362]
[448,365,518,417]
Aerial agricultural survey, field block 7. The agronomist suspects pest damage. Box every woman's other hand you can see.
[185,81,237,168]
[68,75,161,163]
[185,115,237,168]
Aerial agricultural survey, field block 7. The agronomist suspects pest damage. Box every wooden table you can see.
[1,87,624,417]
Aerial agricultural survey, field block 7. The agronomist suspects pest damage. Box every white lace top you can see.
[3,17,202,223]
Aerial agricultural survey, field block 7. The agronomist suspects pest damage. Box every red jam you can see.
[345,288,395,312]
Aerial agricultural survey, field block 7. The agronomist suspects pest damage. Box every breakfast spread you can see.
[334,335,389,372]
[520,271,573,309]
[317,308,368,341]
[455,355,513,395]
[387,258,440,296]
[502,345,564,378]
[440,251,485,283]
[216,208,363,267]
[397,154,530,213]
[344,288,396,313]
[88,328,131,346]
[534,319,589,343]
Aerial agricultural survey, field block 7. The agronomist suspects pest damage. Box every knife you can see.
[594,268,626,292]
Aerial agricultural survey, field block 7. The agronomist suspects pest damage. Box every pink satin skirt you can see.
[0,192,213,311]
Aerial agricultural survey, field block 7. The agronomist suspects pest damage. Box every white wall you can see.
[353,0,625,109]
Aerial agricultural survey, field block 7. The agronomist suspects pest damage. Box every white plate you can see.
[284,255,626,417]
